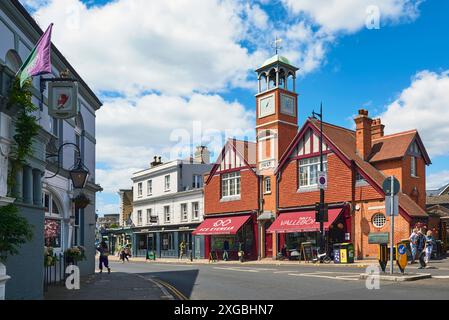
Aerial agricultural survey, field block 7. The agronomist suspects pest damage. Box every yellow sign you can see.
[396,243,408,273]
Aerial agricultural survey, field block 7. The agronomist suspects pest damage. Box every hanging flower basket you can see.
[73,194,90,209]
[64,246,86,264]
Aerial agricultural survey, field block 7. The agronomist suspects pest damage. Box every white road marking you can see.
[273,271,297,274]
[231,267,278,271]
[432,276,449,279]
[214,267,259,273]
[288,272,362,281]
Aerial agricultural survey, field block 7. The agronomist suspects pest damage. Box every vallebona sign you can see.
[48,81,79,119]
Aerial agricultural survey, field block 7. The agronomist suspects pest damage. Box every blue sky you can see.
[22,0,449,215]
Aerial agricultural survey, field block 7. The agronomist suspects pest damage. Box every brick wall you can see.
[204,169,259,215]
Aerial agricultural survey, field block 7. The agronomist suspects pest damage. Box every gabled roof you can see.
[427,184,449,197]
[427,194,449,206]
[205,139,257,185]
[370,130,431,165]
[277,118,428,219]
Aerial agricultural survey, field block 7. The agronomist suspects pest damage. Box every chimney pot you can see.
[355,109,373,160]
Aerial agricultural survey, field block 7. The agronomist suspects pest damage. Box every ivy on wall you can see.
[6,78,40,195]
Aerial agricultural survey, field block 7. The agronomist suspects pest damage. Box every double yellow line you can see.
[154,278,189,301]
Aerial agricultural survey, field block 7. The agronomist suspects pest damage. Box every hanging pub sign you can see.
[48,81,79,119]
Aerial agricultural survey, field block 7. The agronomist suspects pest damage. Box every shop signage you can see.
[368,232,389,244]
[280,216,315,227]
[300,242,314,262]
[48,81,79,119]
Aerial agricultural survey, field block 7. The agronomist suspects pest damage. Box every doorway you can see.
[264,221,273,258]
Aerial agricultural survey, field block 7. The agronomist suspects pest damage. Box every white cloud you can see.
[380,70,449,158]
[30,0,262,96]
[427,170,449,190]
[281,0,422,33]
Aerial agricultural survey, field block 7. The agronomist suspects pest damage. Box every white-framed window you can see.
[411,156,417,177]
[137,210,143,226]
[264,177,271,194]
[146,209,152,225]
[164,206,171,223]
[192,202,199,220]
[147,180,153,195]
[298,156,328,188]
[181,203,188,222]
[193,175,202,189]
[43,192,62,248]
[137,183,143,197]
[164,175,171,191]
[221,172,241,198]
[372,213,387,228]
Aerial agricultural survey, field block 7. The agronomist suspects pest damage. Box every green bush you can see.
[0,204,34,262]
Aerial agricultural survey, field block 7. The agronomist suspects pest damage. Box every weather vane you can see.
[272,36,283,55]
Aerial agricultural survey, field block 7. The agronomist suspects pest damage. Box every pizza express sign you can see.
[48,81,79,119]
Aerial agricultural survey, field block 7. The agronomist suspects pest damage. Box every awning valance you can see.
[192,215,251,236]
[267,208,343,234]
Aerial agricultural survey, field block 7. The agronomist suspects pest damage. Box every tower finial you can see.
[272,36,283,55]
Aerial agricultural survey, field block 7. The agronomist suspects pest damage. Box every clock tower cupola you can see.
[255,50,299,174]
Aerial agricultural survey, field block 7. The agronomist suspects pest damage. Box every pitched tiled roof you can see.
[369,131,416,163]
[427,194,449,206]
[307,118,428,218]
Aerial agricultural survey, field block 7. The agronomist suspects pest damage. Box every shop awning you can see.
[267,208,343,234]
[192,215,251,236]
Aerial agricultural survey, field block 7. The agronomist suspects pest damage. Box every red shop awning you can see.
[192,215,251,236]
[267,208,343,234]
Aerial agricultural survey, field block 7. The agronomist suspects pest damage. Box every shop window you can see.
[221,172,241,198]
[298,156,328,188]
[372,213,386,228]
[192,202,199,220]
[146,209,153,225]
[162,233,174,251]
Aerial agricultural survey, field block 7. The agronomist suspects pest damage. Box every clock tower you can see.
[255,53,299,259]
[255,54,299,174]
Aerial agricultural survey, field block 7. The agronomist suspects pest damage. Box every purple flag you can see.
[18,23,54,87]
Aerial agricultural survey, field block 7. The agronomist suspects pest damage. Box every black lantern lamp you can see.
[46,142,90,189]
[69,158,90,189]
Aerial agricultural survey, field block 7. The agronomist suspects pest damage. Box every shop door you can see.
[265,222,273,258]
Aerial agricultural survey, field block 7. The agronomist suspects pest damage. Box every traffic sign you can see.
[385,195,399,216]
[396,243,408,274]
[382,176,400,196]
[318,171,327,190]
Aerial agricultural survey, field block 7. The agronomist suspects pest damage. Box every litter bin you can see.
[333,244,342,264]
[147,250,156,261]
[339,243,355,264]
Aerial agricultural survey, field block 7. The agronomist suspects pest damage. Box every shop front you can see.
[268,206,350,259]
[193,213,258,261]
[132,224,205,259]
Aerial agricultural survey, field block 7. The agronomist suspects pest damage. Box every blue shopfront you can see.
[132,224,205,259]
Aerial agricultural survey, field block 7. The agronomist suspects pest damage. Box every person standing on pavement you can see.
[417,228,427,269]
[97,241,111,274]
[179,240,186,260]
[409,228,419,264]
[424,230,435,264]
[223,240,230,261]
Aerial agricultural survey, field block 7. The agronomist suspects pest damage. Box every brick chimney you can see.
[354,109,373,160]
[371,118,385,140]
[194,146,210,164]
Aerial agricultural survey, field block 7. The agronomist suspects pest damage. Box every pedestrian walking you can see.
[417,228,427,269]
[409,227,419,264]
[223,240,230,261]
[179,241,186,260]
[424,230,435,264]
[124,246,131,262]
[97,241,111,274]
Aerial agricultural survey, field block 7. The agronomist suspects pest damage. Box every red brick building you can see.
[195,55,432,260]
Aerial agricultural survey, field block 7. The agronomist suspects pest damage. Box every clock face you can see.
[281,94,295,116]
[259,95,275,118]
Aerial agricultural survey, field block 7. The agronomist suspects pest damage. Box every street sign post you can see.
[382,176,401,275]
[318,171,327,190]
[386,195,399,216]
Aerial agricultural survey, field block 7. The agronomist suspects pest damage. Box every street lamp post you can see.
[312,103,326,253]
